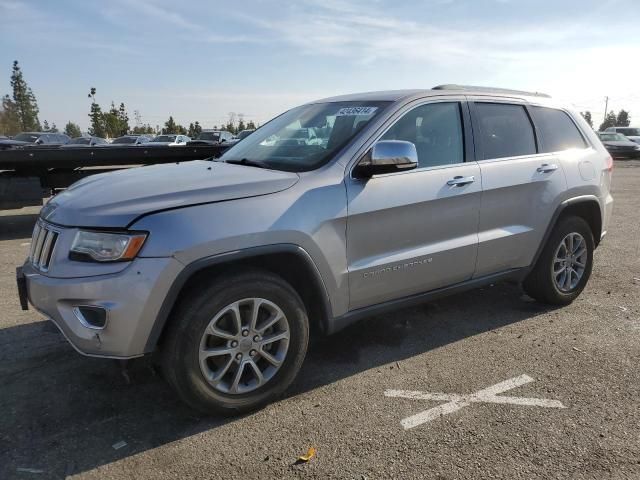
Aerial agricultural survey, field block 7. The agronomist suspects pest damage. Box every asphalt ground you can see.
[0,161,639,479]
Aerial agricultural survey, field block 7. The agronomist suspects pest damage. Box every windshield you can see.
[616,128,640,136]
[600,133,626,141]
[112,136,136,144]
[218,101,390,172]
[69,137,91,145]
[152,135,176,142]
[14,133,40,142]
[197,132,221,141]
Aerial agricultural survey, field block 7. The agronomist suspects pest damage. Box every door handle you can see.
[447,175,475,187]
[537,163,558,173]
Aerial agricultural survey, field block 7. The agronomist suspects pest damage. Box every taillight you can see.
[605,155,614,172]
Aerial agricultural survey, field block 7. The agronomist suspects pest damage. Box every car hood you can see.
[41,160,300,228]
[603,140,638,147]
[0,139,31,148]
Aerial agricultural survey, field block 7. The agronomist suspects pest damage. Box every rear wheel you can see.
[523,216,594,305]
[162,270,309,414]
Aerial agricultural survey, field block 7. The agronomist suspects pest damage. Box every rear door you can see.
[469,99,568,276]
[346,99,482,310]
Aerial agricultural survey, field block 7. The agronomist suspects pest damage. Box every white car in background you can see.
[149,134,191,146]
[604,126,640,144]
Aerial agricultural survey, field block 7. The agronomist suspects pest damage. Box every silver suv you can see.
[17,85,614,414]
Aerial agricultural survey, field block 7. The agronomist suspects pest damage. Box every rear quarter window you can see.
[531,106,587,153]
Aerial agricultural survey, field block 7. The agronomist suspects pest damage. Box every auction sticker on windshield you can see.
[336,106,378,116]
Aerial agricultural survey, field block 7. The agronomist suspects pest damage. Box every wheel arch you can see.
[529,195,603,272]
[145,244,332,352]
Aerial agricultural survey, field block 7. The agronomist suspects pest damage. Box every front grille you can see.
[29,221,59,272]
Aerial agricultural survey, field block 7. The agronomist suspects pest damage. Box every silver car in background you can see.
[604,126,640,144]
[18,85,614,414]
[149,134,191,146]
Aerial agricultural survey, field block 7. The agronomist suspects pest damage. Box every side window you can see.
[531,106,586,152]
[380,102,464,168]
[475,103,536,159]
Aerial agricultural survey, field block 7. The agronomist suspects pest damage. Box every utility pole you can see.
[603,96,609,124]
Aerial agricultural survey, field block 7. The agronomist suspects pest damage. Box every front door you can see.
[346,100,481,310]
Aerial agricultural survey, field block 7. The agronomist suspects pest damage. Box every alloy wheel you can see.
[198,298,290,394]
[552,232,588,292]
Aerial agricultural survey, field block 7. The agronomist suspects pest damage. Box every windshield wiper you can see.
[224,158,269,169]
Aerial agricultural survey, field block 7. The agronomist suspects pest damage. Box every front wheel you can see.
[523,216,594,305]
[162,270,309,414]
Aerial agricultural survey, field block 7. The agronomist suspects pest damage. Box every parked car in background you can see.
[149,134,191,146]
[62,136,109,148]
[598,132,640,158]
[235,129,255,141]
[226,129,256,146]
[109,135,152,146]
[0,132,70,148]
[604,126,640,144]
[187,130,234,146]
[18,85,614,414]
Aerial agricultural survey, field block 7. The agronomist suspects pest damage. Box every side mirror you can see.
[353,140,418,178]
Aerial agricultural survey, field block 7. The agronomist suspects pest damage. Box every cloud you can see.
[114,0,203,32]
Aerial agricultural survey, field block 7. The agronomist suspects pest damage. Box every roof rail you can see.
[432,84,551,98]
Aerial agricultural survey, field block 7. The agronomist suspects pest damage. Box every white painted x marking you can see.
[384,374,566,430]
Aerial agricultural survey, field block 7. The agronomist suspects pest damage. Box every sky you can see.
[1,0,639,132]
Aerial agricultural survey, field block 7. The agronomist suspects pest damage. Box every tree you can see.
[598,109,632,131]
[87,87,106,137]
[188,121,202,138]
[64,121,82,138]
[103,101,129,138]
[131,123,154,134]
[50,122,58,133]
[246,120,256,130]
[162,116,186,134]
[42,119,50,131]
[580,111,593,128]
[237,118,246,132]
[599,111,617,131]
[1,94,20,135]
[9,61,40,131]
[616,110,630,127]
[226,112,237,134]
[117,102,129,134]
[163,116,177,134]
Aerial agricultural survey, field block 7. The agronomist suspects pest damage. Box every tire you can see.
[161,270,309,415]
[523,215,594,305]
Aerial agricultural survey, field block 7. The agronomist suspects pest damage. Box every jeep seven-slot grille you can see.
[29,221,59,272]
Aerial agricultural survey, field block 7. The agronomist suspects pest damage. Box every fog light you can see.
[73,306,108,330]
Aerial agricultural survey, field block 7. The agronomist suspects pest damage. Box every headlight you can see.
[70,231,147,262]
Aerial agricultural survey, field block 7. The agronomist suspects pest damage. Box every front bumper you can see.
[21,256,183,359]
